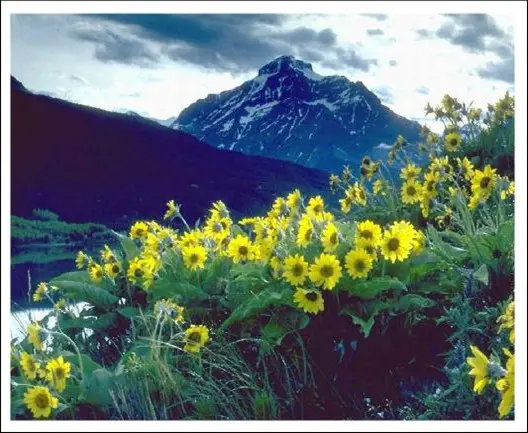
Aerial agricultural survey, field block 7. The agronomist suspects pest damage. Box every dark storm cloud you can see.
[374,86,394,104]
[73,27,160,67]
[361,14,388,21]
[416,14,514,84]
[71,14,379,73]
[476,57,514,84]
[366,29,384,36]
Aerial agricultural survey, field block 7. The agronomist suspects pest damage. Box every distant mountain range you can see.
[170,55,421,173]
[11,77,330,230]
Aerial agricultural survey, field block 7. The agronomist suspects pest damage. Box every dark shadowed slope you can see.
[11,77,330,229]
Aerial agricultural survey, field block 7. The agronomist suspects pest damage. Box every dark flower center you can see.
[188,332,201,343]
[54,367,65,380]
[480,177,491,189]
[135,228,145,237]
[292,263,304,277]
[450,138,459,147]
[35,393,50,409]
[238,246,249,256]
[134,268,144,278]
[388,238,400,251]
[313,204,322,213]
[330,232,338,245]
[305,292,319,302]
[320,265,334,278]
[354,260,366,272]
[190,254,199,263]
[112,264,120,274]
[361,230,373,240]
[304,229,313,241]
[407,186,416,196]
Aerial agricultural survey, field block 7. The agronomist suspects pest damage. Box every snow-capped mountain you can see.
[173,55,421,172]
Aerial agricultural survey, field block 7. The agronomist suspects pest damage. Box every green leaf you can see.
[113,230,139,260]
[117,307,141,319]
[394,294,436,312]
[150,279,209,302]
[473,264,489,286]
[79,368,114,407]
[57,312,117,330]
[51,280,119,309]
[343,277,407,299]
[220,283,294,330]
[427,225,468,263]
[341,311,376,338]
[260,309,310,354]
[50,271,91,284]
[61,351,102,376]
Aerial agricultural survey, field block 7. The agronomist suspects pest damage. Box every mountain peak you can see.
[258,55,314,77]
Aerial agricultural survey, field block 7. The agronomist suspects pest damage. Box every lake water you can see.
[10,240,110,342]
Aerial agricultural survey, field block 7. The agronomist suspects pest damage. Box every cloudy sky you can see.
[11,13,515,129]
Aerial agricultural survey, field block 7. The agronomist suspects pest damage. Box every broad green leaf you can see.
[51,280,119,309]
[427,225,468,263]
[393,294,436,312]
[220,284,294,330]
[340,308,376,338]
[473,264,489,286]
[113,230,140,260]
[150,279,209,302]
[57,312,117,330]
[260,309,310,354]
[50,271,91,284]
[117,307,141,319]
[61,351,102,376]
[343,277,407,299]
[80,368,114,406]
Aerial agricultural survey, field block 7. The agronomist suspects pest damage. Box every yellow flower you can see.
[177,230,202,249]
[444,132,462,152]
[400,163,422,180]
[307,196,325,220]
[497,301,514,344]
[496,349,514,418]
[297,216,314,247]
[88,263,104,283]
[286,189,302,210]
[422,171,440,200]
[204,214,230,241]
[23,386,59,419]
[500,180,515,200]
[182,245,208,271]
[183,325,210,353]
[145,232,161,252]
[456,157,475,180]
[380,228,413,263]
[104,261,122,279]
[127,257,155,287]
[466,345,490,394]
[100,244,115,263]
[54,298,67,312]
[321,222,340,253]
[412,230,427,255]
[130,221,149,240]
[373,179,386,196]
[401,179,423,205]
[329,173,340,190]
[351,182,367,206]
[210,200,230,219]
[355,220,382,248]
[309,253,342,290]
[345,249,373,279]
[471,165,497,199]
[33,282,48,302]
[293,288,324,314]
[20,352,40,380]
[164,199,179,220]
[75,251,87,269]
[283,254,309,287]
[339,189,354,214]
[154,299,185,323]
[227,235,258,263]
[27,323,43,351]
[46,356,71,392]
[436,208,453,228]
[270,197,290,218]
